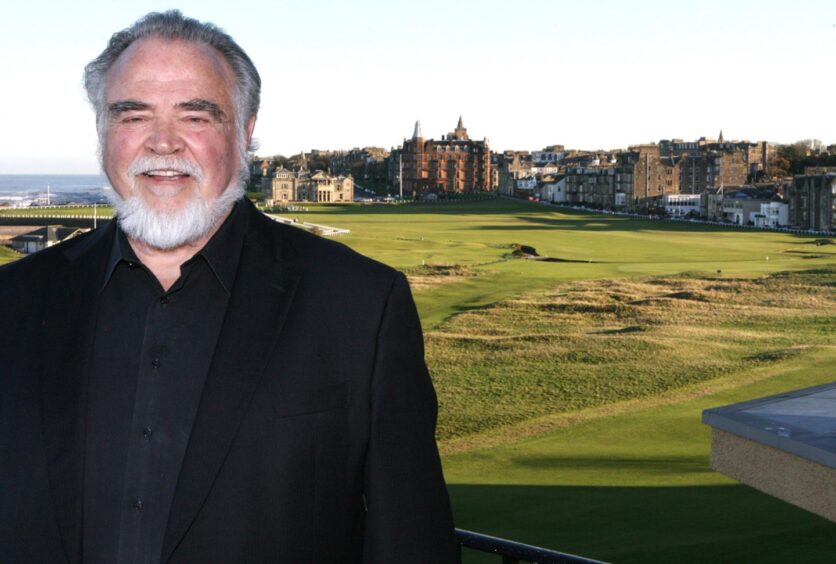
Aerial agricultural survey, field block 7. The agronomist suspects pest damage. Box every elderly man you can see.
[0,11,456,563]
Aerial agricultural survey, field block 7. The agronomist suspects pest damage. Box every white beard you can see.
[107,156,244,250]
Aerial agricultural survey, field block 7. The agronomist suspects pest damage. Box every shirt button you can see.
[160,296,170,305]
[142,426,153,439]
[132,498,143,511]
[151,358,161,368]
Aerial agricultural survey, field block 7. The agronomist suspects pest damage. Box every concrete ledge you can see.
[711,428,836,521]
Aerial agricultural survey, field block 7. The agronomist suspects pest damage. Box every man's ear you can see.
[245,115,257,150]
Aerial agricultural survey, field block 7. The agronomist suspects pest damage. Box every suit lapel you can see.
[40,223,114,564]
[162,210,301,561]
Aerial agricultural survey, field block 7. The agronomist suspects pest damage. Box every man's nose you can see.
[145,119,184,154]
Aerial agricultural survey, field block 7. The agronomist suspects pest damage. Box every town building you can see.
[720,186,782,225]
[540,175,567,204]
[617,144,680,210]
[5,225,86,254]
[661,135,769,190]
[564,166,619,209]
[531,147,565,164]
[496,152,531,196]
[678,149,748,194]
[752,201,789,228]
[266,164,354,204]
[701,188,725,222]
[662,194,702,218]
[785,173,836,231]
[388,118,491,196]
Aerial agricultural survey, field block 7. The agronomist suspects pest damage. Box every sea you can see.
[0,174,111,205]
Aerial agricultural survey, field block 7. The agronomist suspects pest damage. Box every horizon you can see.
[2,0,834,174]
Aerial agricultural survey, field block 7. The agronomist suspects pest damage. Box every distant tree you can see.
[768,154,791,178]
[271,155,292,169]
[777,143,809,175]
[775,143,836,176]
[308,155,330,172]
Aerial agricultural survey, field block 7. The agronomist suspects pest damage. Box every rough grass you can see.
[0,245,21,265]
[429,267,836,443]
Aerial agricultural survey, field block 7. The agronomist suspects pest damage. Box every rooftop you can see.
[702,382,836,469]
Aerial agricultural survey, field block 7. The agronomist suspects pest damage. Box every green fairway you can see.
[274,199,835,329]
[0,205,114,217]
[444,347,836,563]
[279,200,836,561]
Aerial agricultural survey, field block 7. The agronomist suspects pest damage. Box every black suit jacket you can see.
[0,200,457,563]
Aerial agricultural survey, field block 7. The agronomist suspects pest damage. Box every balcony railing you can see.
[455,528,606,564]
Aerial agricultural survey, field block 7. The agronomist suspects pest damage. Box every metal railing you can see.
[456,528,606,564]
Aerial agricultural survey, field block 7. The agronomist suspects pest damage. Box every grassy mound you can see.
[429,267,836,443]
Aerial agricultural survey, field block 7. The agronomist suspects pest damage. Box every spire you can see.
[412,120,423,140]
[453,116,469,140]
[718,130,724,143]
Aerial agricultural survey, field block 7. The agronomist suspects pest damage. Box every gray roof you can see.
[703,382,836,468]
[10,226,82,243]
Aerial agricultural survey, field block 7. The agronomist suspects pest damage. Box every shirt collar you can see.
[100,199,248,295]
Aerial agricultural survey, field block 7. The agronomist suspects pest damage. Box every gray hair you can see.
[84,10,260,147]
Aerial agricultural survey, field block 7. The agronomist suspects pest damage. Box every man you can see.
[0,11,456,563]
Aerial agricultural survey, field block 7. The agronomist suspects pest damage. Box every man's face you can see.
[101,37,251,230]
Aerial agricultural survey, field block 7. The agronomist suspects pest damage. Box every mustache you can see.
[127,156,204,181]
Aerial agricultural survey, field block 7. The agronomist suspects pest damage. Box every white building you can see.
[516,176,537,191]
[531,163,560,175]
[663,194,701,217]
[540,177,567,203]
[532,150,565,164]
[752,201,788,228]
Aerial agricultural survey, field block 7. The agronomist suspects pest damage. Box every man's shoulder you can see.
[0,225,107,283]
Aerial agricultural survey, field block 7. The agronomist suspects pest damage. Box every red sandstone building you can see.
[389,118,491,196]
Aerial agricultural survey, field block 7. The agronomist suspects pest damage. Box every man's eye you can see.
[121,116,146,124]
[185,116,210,124]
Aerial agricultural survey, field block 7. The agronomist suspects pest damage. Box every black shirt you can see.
[83,202,247,564]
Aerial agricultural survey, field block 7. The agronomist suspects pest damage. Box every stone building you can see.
[678,149,748,194]
[661,135,768,191]
[496,152,531,196]
[564,166,618,208]
[785,173,836,231]
[266,165,354,204]
[389,118,491,196]
[617,144,680,210]
[563,145,678,211]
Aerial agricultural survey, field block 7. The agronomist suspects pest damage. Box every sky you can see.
[1,0,834,174]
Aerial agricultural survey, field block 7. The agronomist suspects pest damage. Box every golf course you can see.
[270,198,836,562]
[3,197,835,561]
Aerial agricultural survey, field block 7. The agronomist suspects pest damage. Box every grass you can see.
[428,268,836,442]
[261,199,836,328]
[444,346,836,563]
[0,205,114,217]
[427,260,836,562]
[0,245,21,265]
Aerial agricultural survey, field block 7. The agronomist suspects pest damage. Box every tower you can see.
[452,116,469,140]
